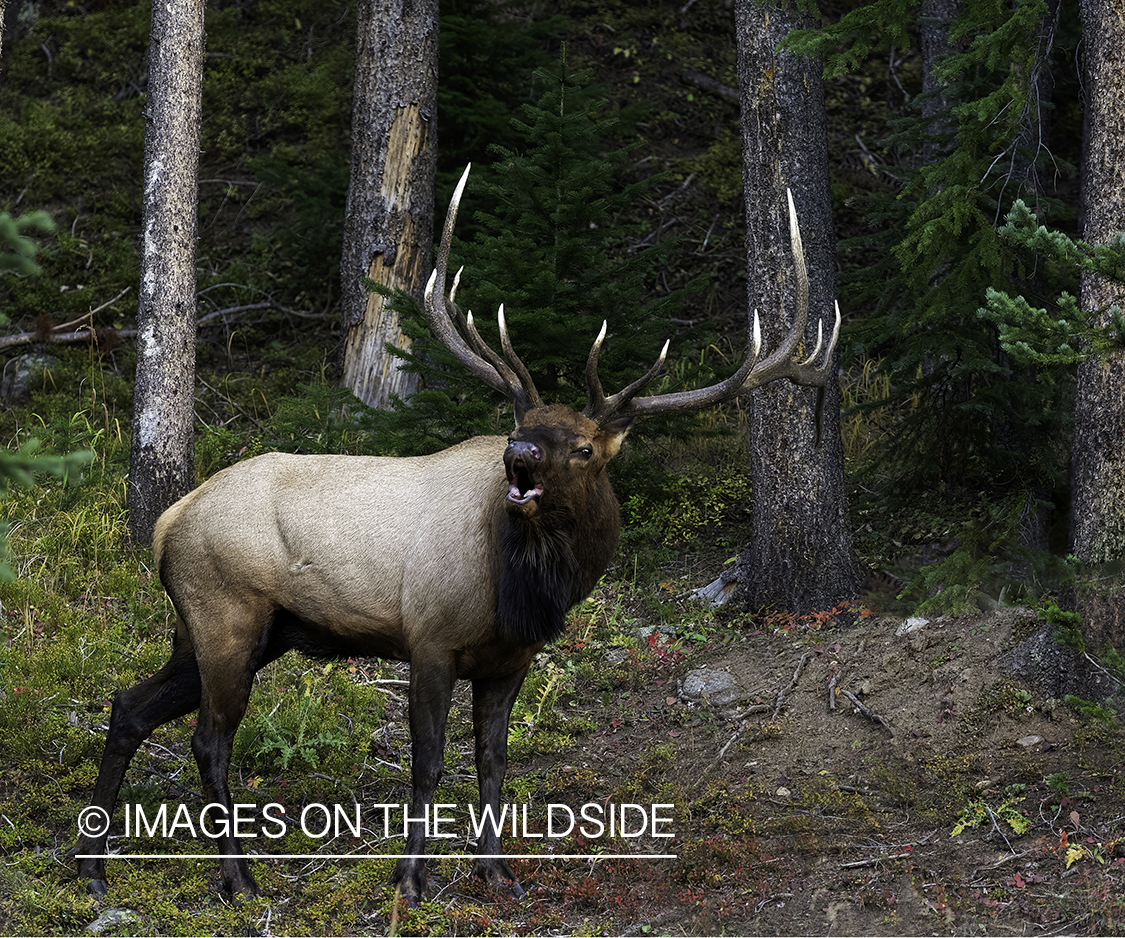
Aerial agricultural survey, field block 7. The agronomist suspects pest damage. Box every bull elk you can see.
[74,165,840,904]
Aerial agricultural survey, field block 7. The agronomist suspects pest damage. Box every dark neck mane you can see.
[497,517,578,645]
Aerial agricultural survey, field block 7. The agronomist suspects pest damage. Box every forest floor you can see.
[0,483,1123,936]
[376,600,1125,937]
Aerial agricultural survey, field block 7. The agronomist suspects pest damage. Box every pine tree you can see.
[787,0,1073,498]
[363,54,701,452]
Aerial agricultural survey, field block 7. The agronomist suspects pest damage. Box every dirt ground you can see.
[50,603,1125,937]
[462,604,1125,936]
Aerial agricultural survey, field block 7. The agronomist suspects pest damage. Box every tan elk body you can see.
[75,166,840,904]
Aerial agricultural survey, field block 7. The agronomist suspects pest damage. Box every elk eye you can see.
[576,445,594,459]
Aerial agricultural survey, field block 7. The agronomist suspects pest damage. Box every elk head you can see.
[424,164,842,515]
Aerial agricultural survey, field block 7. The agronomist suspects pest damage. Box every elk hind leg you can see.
[189,605,283,898]
[75,631,202,892]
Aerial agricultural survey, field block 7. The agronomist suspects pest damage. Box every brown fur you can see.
[75,410,629,904]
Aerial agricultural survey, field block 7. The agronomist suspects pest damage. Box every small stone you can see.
[895,617,929,637]
[1017,734,1044,748]
[776,786,791,798]
[87,909,140,934]
[1,352,60,405]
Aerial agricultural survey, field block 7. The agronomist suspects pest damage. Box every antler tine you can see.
[586,187,840,425]
[459,305,543,412]
[497,305,543,410]
[800,319,824,367]
[581,320,670,423]
[423,164,538,416]
[583,321,610,414]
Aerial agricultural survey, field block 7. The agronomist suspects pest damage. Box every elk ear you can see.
[598,416,633,460]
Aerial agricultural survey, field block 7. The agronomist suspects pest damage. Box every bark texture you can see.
[919,0,962,156]
[1070,0,1125,564]
[339,0,438,409]
[127,0,204,547]
[729,0,862,611]
[0,0,9,62]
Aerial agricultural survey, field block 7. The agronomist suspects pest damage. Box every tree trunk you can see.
[127,0,204,547]
[919,0,962,159]
[339,0,438,410]
[725,0,863,612]
[1070,0,1125,566]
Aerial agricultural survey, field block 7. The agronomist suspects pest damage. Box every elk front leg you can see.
[470,665,529,897]
[392,655,455,905]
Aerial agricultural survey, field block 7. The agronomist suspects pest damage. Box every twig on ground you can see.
[728,702,769,721]
[841,689,895,736]
[971,849,1031,875]
[773,650,814,720]
[838,851,914,869]
[698,653,815,786]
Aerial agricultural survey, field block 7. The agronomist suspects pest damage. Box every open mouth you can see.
[506,456,543,504]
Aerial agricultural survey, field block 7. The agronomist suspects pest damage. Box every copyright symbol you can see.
[78,806,110,838]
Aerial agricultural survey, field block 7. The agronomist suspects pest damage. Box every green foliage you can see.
[621,467,750,549]
[784,0,917,78]
[980,200,1125,367]
[793,0,1080,503]
[951,791,1030,837]
[238,675,348,771]
[0,210,56,282]
[1063,694,1118,725]
[897,494,1059,615]
[681,130,744,204]
[437,0,568,194]
[0,216,96,579]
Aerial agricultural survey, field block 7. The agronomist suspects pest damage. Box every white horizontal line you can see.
[76,853,677,861]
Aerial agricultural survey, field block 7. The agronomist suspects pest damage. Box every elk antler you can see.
[582,188,841,424]
[423,164,543,419]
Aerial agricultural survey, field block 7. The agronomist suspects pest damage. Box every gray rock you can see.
[635,623,677,641]
[1,352,60,405]
[998,624,1116,704]
[895,617,930,637]
[87,908,139,934]
[682,668,741,706]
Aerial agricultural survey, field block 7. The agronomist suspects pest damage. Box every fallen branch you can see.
[698,652,815,786]
[838,851,913,869]
[841,689,895,737]
[680,68,739,102]
[729,702,769,721]
[971,849,1032,876]
[0,287,133,351]
[0,288,331,353]
[773,650,815,720]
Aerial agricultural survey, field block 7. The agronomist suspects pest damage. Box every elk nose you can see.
[507,440,540,462]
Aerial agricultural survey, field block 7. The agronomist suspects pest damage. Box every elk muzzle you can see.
[504,439,543,506]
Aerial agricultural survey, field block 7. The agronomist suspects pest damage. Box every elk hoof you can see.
[501,879,526,900]
[86,878,108,897]
[472,858,525,899]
